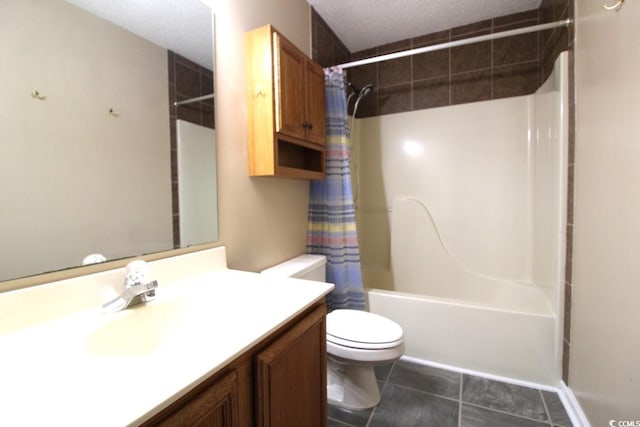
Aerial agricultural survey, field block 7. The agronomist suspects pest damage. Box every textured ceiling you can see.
[307,0,543,52]
[65,0,214,70]
[65,0,543,69]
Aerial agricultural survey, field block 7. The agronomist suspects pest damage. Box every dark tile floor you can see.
[328,359,574,427]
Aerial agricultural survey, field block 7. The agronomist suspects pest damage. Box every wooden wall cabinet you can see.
[142,303,327,427]
[246,24,326,179]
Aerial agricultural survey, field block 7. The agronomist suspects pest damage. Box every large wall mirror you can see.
[0,0,218,284]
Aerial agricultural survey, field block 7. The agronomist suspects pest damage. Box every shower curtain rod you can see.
[174,93,215,106]
[336,18,572,69]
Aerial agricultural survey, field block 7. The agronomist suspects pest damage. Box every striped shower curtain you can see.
[306,67,366,311]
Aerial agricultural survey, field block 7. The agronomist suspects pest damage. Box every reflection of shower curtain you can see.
[307,67,365,311]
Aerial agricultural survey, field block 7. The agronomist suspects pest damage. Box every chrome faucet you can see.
[102,280,159,312]
[102,260,158,312]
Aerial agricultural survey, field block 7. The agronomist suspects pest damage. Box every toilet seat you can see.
[327,334,404,350]
[326,309,404,350]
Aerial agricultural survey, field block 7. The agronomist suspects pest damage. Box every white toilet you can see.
[261,254,405,410]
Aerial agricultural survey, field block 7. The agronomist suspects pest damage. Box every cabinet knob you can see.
[302,122,313,130]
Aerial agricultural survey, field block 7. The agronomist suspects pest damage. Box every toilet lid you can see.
[326,309,404,349]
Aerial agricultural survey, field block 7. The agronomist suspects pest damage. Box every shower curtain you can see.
[307,67,366,311]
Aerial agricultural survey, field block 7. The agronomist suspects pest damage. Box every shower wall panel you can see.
[356,96,532,286]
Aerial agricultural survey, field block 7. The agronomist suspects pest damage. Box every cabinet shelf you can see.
[276,138,325,179]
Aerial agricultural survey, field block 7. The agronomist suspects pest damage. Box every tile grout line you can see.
[366,397,378,426]
[490,19,495,99]
[327,417,353,427]
[539,389,555,426]
[458,372,464,427]
[384,382,461,404]
[365,361,395,427]
[448,28,452,106]
[463,401,552,425]
[458,373,463,427]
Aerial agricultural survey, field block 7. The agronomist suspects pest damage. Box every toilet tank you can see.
[260,254,327,281]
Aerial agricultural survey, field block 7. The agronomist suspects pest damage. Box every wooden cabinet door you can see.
[274,33,306,141]
[256,305,327,427]
[149,370,239,427]
[305,60,326,146]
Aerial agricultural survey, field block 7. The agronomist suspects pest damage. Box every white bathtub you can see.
[366,284,557,386]
[363,196,559,386]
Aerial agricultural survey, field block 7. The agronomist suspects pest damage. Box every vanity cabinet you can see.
[142,303,327,427]
[256,302,327,427]
[149,369,243,426]
[245,24,326,180]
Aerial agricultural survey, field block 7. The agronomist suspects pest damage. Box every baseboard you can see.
[558,381,592,427]
[400,355,558,391]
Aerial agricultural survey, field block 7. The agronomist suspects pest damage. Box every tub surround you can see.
[359,52,568,387]
[0,247,333,426]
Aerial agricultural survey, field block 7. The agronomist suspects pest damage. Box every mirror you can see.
[0,0,218,283]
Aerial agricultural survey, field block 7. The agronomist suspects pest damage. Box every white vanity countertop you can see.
[0,265,333,426]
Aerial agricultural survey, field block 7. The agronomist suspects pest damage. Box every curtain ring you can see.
[603,0,625,11]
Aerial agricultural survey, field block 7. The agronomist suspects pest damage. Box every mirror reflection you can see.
[0,0,217,283]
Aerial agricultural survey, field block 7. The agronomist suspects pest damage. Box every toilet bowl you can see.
[261,254,405,410]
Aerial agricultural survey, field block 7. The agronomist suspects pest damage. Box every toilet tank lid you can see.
[260,254,326,278]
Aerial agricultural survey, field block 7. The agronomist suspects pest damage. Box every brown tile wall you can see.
[312,0,575,384]
[347,10,543,118]
[311,8,350,68]
[167,51,215,248]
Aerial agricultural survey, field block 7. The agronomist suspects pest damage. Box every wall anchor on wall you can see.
[108,108,120,117]
[31,90,46,100]
[603,0,626,11]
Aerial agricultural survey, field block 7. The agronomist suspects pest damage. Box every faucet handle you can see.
[127,280,158,304]
[124,260,156,304]
[125,260,149,287]
[136,280,158,293]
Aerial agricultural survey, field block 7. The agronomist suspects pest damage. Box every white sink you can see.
[85,297,190,356]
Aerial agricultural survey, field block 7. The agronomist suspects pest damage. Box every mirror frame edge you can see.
[0,242,223,293]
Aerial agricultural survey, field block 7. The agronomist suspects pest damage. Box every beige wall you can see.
[572,0,640,423]
[214,0,313,272]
